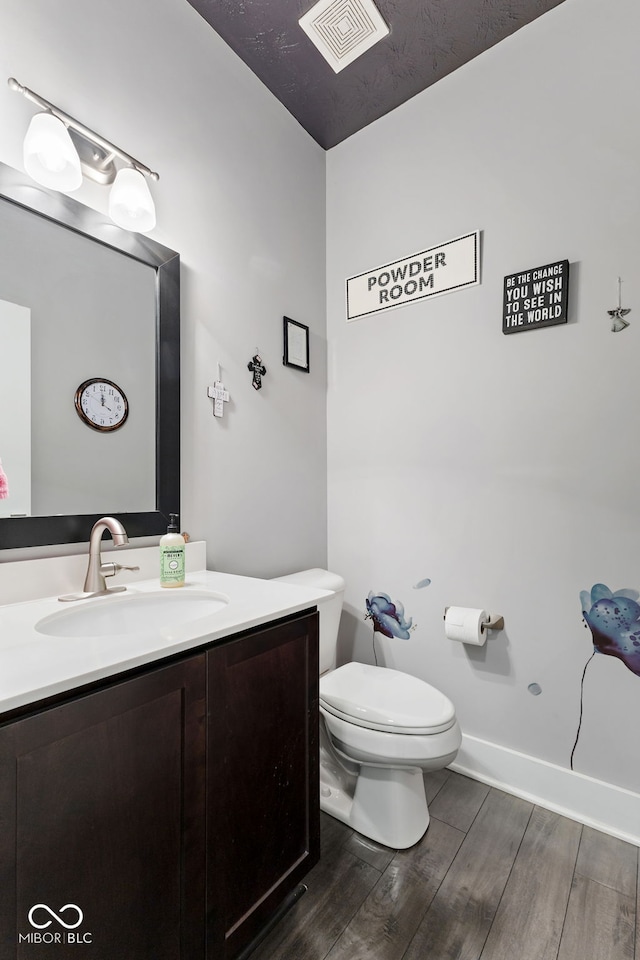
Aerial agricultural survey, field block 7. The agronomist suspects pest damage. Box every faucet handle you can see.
[100,562,141,579]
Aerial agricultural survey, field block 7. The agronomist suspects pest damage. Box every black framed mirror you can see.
[0,162,180,550]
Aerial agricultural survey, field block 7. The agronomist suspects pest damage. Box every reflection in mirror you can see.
[0,298,31,518]
[0,203,156,516]
[0,162,180,550]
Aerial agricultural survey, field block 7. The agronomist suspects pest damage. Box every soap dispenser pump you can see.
[160,513,185,588]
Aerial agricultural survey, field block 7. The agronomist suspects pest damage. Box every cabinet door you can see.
[0,655,206,960]
[206,611,319,959]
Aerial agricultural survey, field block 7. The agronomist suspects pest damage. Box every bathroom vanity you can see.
[0,163,324,956]
[0,560,325,960]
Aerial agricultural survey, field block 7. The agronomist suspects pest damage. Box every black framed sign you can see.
[283,316,309,372]
[503,259,569,334]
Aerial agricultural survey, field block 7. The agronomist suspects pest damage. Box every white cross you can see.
[207,380,230,418]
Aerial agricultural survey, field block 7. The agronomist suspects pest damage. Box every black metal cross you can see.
[247,354,266,390]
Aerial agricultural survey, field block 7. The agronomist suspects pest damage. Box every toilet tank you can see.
[273,568,345,674]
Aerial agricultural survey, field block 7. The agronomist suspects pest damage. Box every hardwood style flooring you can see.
[251,770,638,960]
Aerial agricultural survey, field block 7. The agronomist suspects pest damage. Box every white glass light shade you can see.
[108,168,156,233]
[23,113,82,192]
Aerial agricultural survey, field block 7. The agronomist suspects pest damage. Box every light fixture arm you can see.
[8,77,159,181]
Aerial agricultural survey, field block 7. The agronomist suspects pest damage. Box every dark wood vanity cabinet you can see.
[0,654,207,960]
[0,609,319,960]
[206,611,320,959]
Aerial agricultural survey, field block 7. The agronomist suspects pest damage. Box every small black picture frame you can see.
[283,316,310,372]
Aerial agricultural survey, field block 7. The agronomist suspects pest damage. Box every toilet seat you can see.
[320,662,456,735]
[321,706,462,766]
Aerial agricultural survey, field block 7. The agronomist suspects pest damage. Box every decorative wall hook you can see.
[608,277,631,333]
[248,353,266,390]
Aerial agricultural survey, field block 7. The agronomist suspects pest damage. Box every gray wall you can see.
[0,0,327,574]
[326,0,640,794]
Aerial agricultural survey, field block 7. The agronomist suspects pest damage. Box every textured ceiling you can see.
[186,0,566,149]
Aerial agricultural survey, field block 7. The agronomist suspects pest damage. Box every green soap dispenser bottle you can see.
[160,513,185,588]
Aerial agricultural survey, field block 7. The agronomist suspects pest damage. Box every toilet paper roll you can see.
[444,606,487,646]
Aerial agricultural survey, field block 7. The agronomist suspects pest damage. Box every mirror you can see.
[0,298,31,518]
[0,162,180,550]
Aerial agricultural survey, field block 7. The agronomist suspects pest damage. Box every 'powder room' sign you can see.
[503,259,569,334]
[346,231,480,322]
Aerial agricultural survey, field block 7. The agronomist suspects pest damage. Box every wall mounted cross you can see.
[247,354,266,390]
[207,379,230,417]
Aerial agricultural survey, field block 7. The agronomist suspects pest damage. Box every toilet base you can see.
[319,741,430,849]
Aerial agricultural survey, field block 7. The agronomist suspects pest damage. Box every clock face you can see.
[74,378,129,432]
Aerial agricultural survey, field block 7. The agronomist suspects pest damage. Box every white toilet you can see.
[275,569,461,849]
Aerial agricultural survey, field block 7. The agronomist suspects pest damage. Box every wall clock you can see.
[74,378,129,432]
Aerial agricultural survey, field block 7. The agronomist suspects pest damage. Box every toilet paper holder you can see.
[443,607,504,633]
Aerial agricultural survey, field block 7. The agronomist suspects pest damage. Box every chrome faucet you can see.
[59,517,139,602]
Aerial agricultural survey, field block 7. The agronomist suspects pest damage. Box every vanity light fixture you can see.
[22,112,83,192]
[8,77,158,233]
[108,167,156,233]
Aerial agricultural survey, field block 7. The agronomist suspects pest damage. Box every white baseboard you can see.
[449,733,640,847]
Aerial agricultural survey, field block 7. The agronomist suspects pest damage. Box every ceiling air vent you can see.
[299,0,390,73]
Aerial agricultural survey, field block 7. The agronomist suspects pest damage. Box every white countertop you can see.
[0,568,329,717]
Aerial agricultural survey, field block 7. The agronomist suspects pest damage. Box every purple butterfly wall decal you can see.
[365,592,414,666]
[571,583,640,771]
[365,592,413,639]
[580,584,640,677]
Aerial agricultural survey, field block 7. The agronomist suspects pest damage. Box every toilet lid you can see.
[319,662,456,735]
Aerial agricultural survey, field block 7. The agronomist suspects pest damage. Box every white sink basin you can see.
[36,590,229,638]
